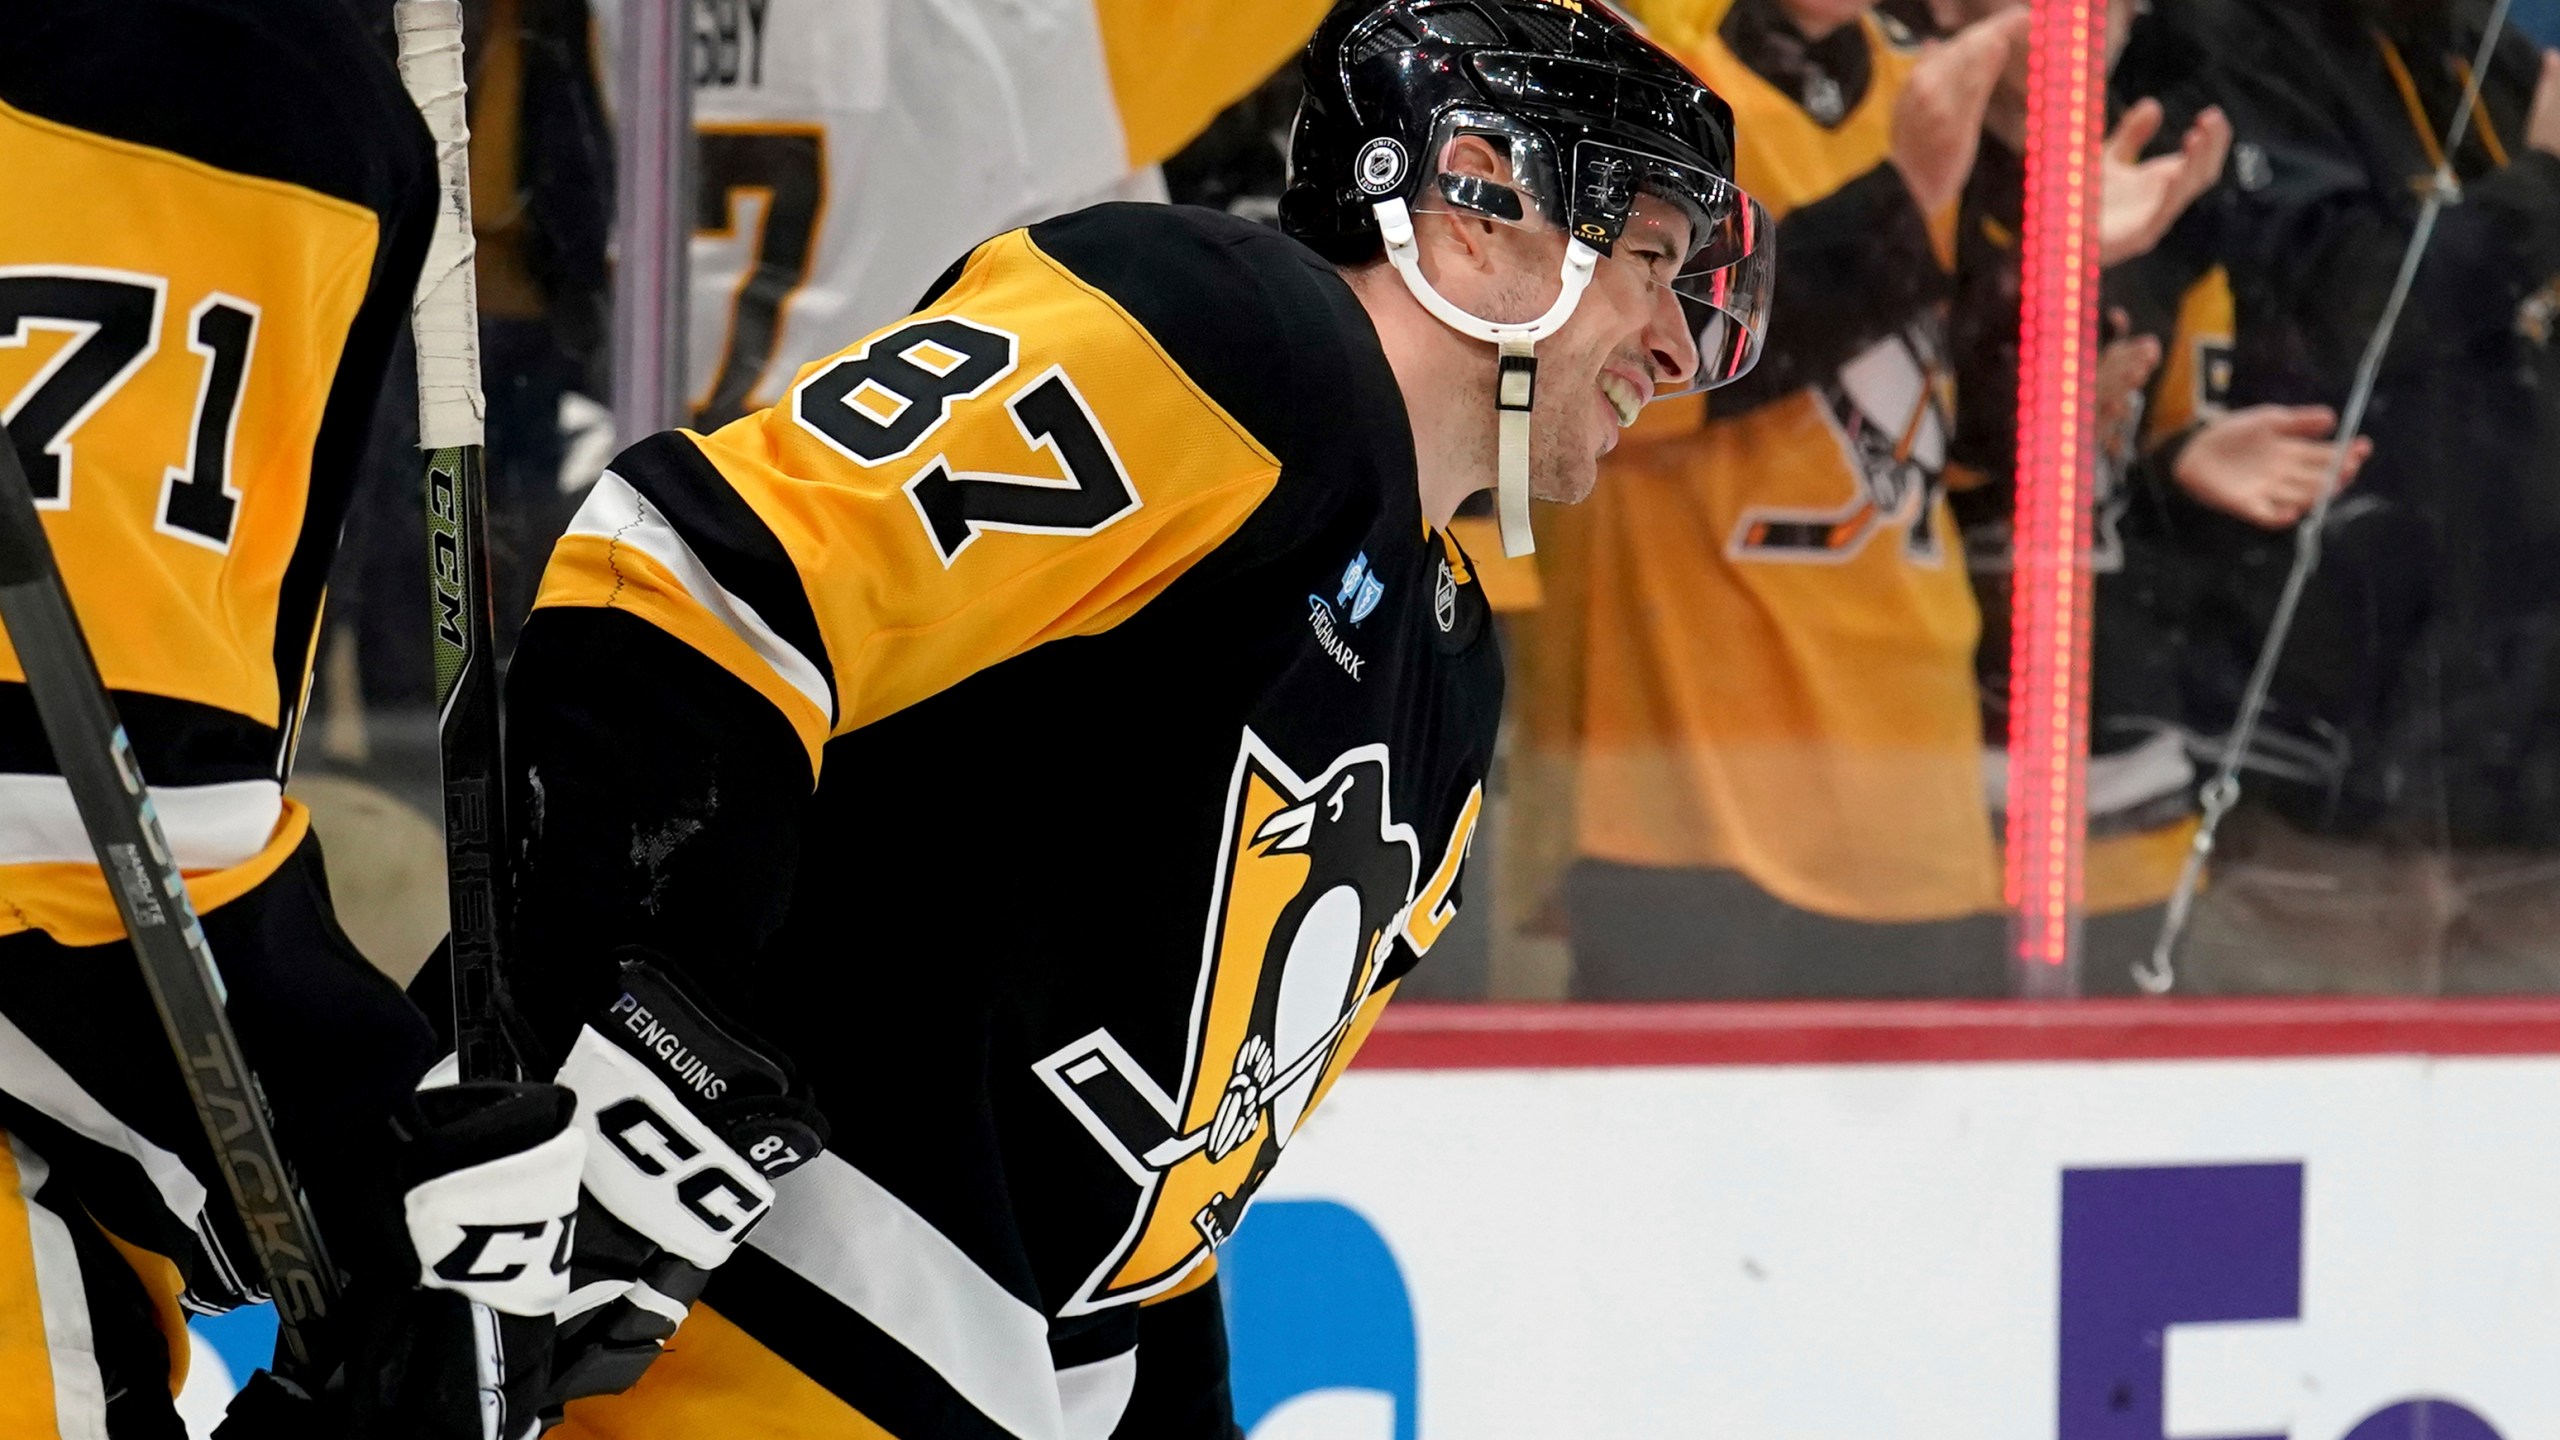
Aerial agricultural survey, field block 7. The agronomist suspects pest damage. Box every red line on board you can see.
[1358,998,2560,1069]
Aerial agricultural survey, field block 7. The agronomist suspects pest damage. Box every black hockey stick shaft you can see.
[400,0,517,1083]
[424,443,516,1084]
[0,438,340,1379]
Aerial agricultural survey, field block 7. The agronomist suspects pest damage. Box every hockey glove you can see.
[216,1079,586,1440]
[545,953,826,1406]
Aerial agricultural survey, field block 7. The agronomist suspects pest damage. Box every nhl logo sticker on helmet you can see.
[1356,137,1409,196]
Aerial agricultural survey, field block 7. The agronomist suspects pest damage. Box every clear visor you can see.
[1409,116,1774,396]
[1653,178,1773,395]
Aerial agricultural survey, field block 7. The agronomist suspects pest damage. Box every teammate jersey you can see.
[591,0,1330,432]
[1558,6,2000,923]
[0,0,435,945]
[510,203,1500,1438]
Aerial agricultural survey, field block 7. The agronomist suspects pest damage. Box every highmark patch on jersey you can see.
[1307,550,1387,681]
[1035,727,1479,1315]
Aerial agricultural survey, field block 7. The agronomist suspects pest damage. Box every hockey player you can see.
[499,0,1771,1434]
[0,2,716,1434]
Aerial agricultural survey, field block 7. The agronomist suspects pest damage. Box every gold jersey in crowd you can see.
[1549,4,1998,925]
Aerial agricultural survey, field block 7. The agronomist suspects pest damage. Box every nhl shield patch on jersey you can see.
[1034,729,1433,1314]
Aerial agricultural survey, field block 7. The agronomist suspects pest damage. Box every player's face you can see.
[1504,193,1704,505]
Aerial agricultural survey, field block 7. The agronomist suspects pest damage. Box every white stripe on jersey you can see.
[1057,1346,1139,1440]
[0,1008,213,1238]
[753,1151,1071,1440]
[565,472,835,724]
[10,1136,112,1440]
[0,774,281,870]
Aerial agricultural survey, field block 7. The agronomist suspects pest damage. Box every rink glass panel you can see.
[1420,0,2560,1004]
[287,1,2560,1014]
[291,0,613,994]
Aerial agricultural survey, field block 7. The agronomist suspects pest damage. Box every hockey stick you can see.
[396,0,517,1083]
[0,439,341,1378]
[2138,0,2515,993]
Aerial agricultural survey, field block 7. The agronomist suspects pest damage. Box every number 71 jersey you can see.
[0,16,433,943]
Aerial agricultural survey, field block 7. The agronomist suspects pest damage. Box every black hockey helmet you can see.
[1283,0,1741,266]
[1278,0,1772,558]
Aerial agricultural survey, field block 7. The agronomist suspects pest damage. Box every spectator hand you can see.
[1892,7,2032,216]
[2528,50,2560,159]
[2171,405,2372,530]
[2095,326,2162,449]
[2099,100,2232,267]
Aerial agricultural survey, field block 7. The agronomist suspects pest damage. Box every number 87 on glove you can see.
[548,953,829,1404]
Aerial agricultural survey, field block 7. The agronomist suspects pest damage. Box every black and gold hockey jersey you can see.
[508,203,1501,1438]
[0,0,435,945]
[0,0,440,1421]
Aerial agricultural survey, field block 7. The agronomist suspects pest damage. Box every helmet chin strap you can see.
[1374,197,1599,558]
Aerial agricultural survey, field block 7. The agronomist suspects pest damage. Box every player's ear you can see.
[1413,209,1502,289]
[1434,134,1514,276]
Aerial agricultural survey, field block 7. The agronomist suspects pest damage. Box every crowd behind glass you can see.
[306,0,2560,1004]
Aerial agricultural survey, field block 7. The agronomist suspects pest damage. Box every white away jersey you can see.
[592,0,1327,429]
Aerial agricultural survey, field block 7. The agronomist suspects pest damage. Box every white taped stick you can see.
[395,0,487,450]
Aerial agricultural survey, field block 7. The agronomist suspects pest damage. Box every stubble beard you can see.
[1471,262,1613,508]
[1530,331,1639,507]
[1528,409,1601,505]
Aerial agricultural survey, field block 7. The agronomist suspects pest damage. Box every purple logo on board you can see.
[2058,1163,2501,1440]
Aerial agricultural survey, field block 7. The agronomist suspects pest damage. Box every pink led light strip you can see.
[2006,0,2104,985]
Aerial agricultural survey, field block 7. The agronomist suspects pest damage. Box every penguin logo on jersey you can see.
[1729,326,1951,566]
[1034,731,1423,1315]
